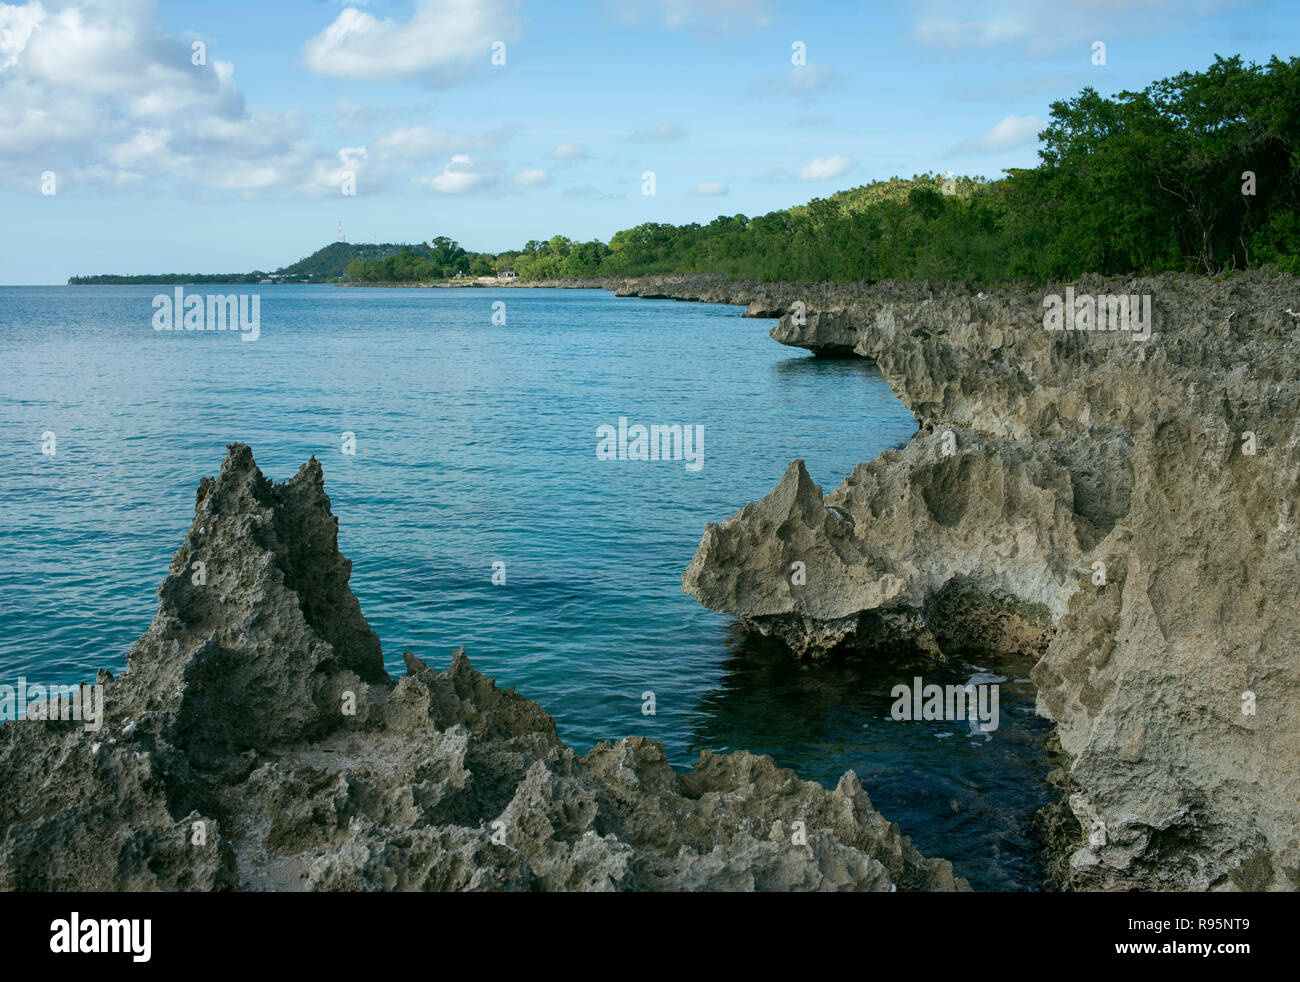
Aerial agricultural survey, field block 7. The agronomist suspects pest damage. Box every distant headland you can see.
[67,241,421,285]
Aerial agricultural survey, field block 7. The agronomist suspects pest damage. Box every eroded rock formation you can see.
[659,270,1299,891]
[0,444,965,892]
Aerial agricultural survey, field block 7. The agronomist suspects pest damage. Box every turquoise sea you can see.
[0,284,1055,889]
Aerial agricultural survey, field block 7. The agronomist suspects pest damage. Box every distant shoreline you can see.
[61,277,605,288]
[337,279,604,288]
[66,242,424,286]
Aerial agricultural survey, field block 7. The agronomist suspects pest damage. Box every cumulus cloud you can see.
[369,124,521,161]
[302,146,369,197]
[307,127,526,196]
[913,15,1031,48]
[0,0,331,193]
[627,122,684,143]
[333,98,438,138]
[758,155,853,183]
[0,0,535,201]
[107,128,170,170]
[0,1,45,71]
[690,181,728,195]
[951,114,1043,153]
[548,142,589,160]
[413,154,506,193]
[512,168,552,187]
[302,0,521,82]
[798,154,853,181]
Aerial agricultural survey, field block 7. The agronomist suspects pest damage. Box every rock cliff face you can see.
[653,270,1299,891]
[0,444,965,892]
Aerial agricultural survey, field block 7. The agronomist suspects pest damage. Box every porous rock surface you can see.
[637,270,1299,892]
[0,444,965,892]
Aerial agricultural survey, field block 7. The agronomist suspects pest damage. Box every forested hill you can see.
[68,242,417,284]
[275,242,419,280]
[345,54,1299,286]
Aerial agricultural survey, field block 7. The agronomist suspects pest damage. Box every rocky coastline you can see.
[5,270,1296,892]
[592,271,1297,892]
[0,444,965,892]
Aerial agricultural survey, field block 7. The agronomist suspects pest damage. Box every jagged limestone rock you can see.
[0,444,965,892]
[661,269,1299,891]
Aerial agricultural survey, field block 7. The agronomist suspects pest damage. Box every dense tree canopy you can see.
[343,56,1298,287]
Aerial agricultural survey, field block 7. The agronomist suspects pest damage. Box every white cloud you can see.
[302,146,368,196]
[513,168,551,187]
[0,1,540,200]
[0,0,45,71]
[690,181,728,195]
[371,127,444,160]
[798,155,853,181]
[757,154,855,183]
[370,124,520,161]
[107,127,171,169]
[548,142,588,159]
[952,114,1043,153]
[415,154,496,193]
[333,98,439,138]
[628,122,684,143]
[0,0,331,193]
[913,15,1031,49]
[303,0,521,82]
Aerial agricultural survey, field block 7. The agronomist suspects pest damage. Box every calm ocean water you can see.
[0,284,1054,889]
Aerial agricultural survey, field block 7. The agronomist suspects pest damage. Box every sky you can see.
[0,0,1293,283]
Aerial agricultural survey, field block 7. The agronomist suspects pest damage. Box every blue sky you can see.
[0,0,1292,282]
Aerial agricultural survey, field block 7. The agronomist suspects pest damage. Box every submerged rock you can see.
[0,444,965,892]
[664,270,1300,891]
